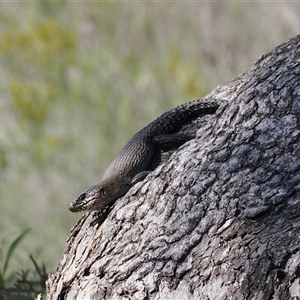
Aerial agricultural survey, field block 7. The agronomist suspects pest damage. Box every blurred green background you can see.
[0,1,298,282]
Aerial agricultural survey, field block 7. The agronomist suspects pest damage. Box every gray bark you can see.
[47,35,300,300]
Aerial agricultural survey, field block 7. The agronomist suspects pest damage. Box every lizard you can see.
[69,98,224,213]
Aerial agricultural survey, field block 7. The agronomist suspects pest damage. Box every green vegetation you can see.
[0,230,47,299]
[0,2,298,298]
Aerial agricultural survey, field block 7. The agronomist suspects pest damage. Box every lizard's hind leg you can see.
[153,132,196,148]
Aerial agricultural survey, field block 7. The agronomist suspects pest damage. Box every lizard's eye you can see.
[76,192,86,201]
[100,188,106,198]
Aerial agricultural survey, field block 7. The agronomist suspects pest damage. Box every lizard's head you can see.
[68,178,130,212]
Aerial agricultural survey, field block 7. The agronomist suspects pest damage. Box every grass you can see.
[0,229,48,299]
[0,2,298,297]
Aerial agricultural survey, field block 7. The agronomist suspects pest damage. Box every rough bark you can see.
[47,35,300,300]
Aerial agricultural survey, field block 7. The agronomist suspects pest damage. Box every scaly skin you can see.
[69,99,223,212]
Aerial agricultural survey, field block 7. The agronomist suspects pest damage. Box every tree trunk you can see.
[46,35,300,300]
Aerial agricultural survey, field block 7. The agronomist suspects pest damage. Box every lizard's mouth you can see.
[68,194,97,212]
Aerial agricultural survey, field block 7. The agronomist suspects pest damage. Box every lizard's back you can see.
[102,99,222,183]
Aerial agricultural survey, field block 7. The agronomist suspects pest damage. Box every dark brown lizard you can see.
[69,99,224,212]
